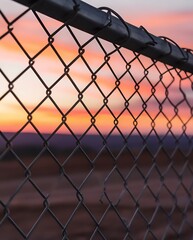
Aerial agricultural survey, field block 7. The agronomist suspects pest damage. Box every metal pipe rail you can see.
[12,0,193,74]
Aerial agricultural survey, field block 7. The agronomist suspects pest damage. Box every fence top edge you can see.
[11,0,193,74]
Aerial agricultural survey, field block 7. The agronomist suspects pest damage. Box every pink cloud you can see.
[126,11,193,49]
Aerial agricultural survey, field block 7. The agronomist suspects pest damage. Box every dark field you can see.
[1,134,193,239]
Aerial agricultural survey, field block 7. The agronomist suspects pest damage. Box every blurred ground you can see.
[1,149,193,239]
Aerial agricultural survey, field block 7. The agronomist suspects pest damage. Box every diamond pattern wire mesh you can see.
[1,1,193,239]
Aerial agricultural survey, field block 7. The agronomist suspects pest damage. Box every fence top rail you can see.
[11,0,193,74]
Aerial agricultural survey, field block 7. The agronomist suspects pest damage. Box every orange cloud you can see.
[1,9,193,136]
[1,92,192,136]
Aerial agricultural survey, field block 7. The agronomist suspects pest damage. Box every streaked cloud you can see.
[127,11,193,49]
[1,1,193,135]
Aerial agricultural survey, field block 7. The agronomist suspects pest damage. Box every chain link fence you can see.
[1,0,193,239]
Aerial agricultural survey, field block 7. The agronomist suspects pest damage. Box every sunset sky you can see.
[0,0,193,135]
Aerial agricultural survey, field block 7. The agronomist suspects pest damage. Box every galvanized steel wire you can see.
[1,0,193,239]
